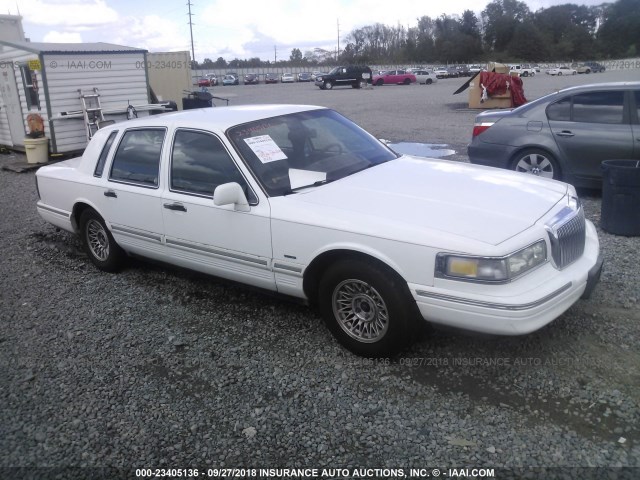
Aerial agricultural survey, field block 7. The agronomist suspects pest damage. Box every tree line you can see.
[194,0,639,69]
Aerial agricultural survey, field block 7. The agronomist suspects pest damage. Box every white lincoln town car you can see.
[35,105,603,356]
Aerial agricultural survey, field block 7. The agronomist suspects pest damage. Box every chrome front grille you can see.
[546,207,586,270]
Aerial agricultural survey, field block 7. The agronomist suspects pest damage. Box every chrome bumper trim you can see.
[415,282,573,311]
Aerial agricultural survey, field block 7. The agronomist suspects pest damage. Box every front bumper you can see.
[581,254,603,299]
[410,220,601,335]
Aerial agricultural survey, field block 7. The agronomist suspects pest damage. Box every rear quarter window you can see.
[94,131,118,177]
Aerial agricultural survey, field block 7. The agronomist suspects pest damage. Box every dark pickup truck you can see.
[314,65,373,90]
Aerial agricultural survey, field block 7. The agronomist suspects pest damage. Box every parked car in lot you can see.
[434,67,449,78]
[206,74,218,86]
[35,105,602,357]
[197,77,211,87]
[314,65,373,90]
[411,70,438,85]
[510,65,536,77]
[297,72,313,82]
[372,70,416,86]
[222,74,239,86]
[281,73,295,83]
[576,62,606,74]
[468,82,640,189]
[244,73,260,85]
[265,73,279,84]
[446,67,460,78]
[546,66,577,76]
[455,65,471,77]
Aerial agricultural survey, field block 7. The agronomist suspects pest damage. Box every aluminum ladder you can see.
[78,88,106,141]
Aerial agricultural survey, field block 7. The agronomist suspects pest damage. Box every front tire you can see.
[511,149,561,180]
[80,209,125,272]
[318,258,417,357]
[403,78,411,85]
[324,81,333,90]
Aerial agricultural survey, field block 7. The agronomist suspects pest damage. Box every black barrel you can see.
[601,159,640,236]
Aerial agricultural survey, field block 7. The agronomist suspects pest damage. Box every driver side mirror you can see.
[213,182,250,212]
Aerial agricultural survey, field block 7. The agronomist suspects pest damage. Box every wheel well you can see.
[71,202,95,232]
[303,249,403,305]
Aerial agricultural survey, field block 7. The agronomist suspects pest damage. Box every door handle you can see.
[163,203,187,212]
[556,131,575,137]
[103,190,117,198]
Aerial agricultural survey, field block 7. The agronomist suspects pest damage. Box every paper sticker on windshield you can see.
[244,135,287,163]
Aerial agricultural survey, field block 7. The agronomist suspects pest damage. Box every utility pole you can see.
[274,45,277,63]
[337,18,340,62]
[187,1,195,65]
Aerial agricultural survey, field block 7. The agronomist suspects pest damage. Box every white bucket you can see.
[24,137,49,164]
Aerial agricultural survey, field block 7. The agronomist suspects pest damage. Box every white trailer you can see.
[0,41,153,154]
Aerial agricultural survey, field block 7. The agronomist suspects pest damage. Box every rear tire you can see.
[426,79,432,85]
[511,148,561,181]
[376,79,384,86]
[318,258,417,357]
[80,209,125,272]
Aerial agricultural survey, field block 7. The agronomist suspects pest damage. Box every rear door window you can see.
[547,91,626,124]
[547,97,571,121]
[572,91,625,124]
[109,129,166,187]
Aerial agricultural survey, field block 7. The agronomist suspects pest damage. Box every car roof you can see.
[557,81,640,94]
[100,105,326,132]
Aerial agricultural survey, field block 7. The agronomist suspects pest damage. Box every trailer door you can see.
[0,69,26,146]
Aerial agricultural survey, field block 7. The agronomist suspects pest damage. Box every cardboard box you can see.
[468,78,512,109]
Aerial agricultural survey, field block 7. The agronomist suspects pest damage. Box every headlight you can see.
[316,76,322,81]
[436,240,547,283]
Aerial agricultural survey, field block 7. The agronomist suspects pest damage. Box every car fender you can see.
[72,198,111,232]
[301,242,414,303]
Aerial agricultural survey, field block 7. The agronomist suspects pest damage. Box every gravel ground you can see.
[1,69,639,478]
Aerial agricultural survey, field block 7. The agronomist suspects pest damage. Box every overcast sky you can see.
[3,0,608,61]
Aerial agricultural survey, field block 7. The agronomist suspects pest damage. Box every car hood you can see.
[270,156,567,247]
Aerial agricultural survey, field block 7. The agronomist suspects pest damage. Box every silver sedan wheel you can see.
[332,279,389,343]
[86,218,110,261]
[515,152,555,178]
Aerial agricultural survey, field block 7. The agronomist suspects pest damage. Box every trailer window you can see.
[19,65,40,110]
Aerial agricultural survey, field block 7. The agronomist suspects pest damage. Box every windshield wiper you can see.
[283,179,334,195]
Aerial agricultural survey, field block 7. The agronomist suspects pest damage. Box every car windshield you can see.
[227,109,398,197]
